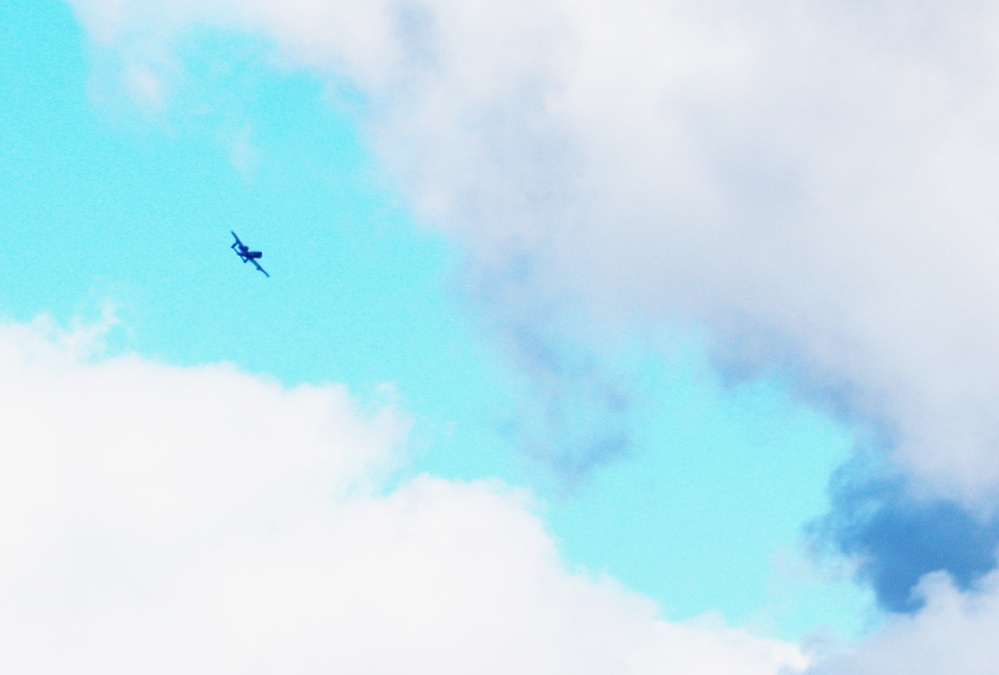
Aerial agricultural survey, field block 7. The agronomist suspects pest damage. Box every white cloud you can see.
[0,318,804,673]
[806,569,999,674]
[56,2,999,667]
[63,0,999,505]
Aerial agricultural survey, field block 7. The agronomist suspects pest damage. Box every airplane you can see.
[230,231,269,278]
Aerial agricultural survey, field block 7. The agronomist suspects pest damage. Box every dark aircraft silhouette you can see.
[230,231,269,278]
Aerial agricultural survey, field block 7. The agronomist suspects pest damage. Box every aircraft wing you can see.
[230,231,242,248]
[251,258,270,278]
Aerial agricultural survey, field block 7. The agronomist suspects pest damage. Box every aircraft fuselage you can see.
[237,246,262,259]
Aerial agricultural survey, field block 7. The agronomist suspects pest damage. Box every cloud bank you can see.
[67,0,999,506]
[806,571,999,675]
[60,0,999,669]
[0,317,804,673]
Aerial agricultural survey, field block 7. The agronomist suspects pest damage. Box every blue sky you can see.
[1,0,869,637]
[7,0,999,671]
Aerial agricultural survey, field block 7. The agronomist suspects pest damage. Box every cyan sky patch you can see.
[2,0,883,643]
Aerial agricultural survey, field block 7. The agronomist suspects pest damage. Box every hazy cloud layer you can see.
[67,0,999,505]
[0,318,804,673]
[61,1,999,669]
[806,571,999,675]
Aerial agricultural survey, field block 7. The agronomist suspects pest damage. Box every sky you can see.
[5,0,999,672]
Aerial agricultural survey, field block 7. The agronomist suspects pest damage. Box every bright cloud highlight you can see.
[0,317,804,673]
[807,571,999,674]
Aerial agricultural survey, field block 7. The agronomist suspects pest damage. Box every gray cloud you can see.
[68,0,999,503]
[62,1,999,667]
